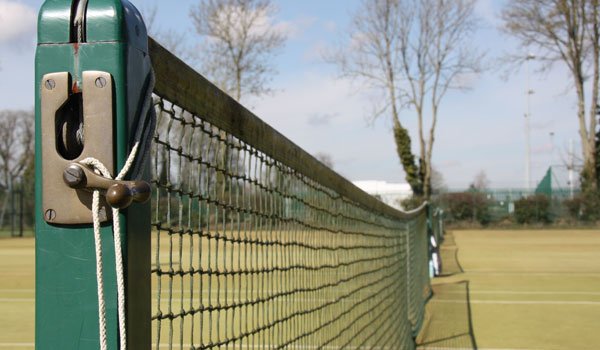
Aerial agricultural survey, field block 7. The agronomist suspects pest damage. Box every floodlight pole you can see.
[525,54,535,192]
[549,131,555,176]
[569,139,575,198]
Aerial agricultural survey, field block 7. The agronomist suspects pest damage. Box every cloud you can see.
[0,1,37,45]
[277,16,317,40]
[216,3,315,39]
[439,160,462,169]
[307,112,337,126]
[322,20,337,33]
[252,71,408,183]
[532,143,552,155]
[531,119,555,131]
[302,40,328,63]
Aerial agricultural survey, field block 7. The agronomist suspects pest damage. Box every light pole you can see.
[525,53,535,191]
[549,131,555,166]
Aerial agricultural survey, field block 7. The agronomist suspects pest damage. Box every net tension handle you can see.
[41,70,150,224]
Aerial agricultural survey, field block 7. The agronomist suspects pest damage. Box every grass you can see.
[418,229,600,350]
[0,229,34,239]
[0,237,35,348]
[2,229,599,349]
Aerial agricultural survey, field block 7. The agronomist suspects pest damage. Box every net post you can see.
[35,1,151,349]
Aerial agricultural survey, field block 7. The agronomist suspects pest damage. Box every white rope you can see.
[80,70,155,350]
[80,156,128,350]
[91,188,108,350]
[73,0,88,43]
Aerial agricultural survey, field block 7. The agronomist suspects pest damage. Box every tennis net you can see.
[149,38,432,350]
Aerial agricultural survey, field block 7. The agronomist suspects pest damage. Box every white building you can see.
[353,180,413,210]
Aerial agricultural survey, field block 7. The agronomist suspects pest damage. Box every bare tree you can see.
[330,0,481,199]
[314,152,334,169]
[430,166,447,194]
[190,0,286,101]
[471,170,490,191]
[502,0,600,191]
[142,5,189,59]
[0,110,34,227]
[0,110,34,190]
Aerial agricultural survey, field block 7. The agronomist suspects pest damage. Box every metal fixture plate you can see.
[41,71,114,224]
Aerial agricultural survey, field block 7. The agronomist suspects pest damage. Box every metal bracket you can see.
[41,71,114,224]
[63,163,151,209]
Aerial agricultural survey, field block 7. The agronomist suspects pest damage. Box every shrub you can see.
[563,190,600,221]
[514,195,551,224]
[400,196,425,211]
[443,192,491,225]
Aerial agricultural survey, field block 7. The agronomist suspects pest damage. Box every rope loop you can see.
[82,69,155,350]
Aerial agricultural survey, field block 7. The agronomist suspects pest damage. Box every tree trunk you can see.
[589,0,599,190]
[575,70,597,191]
[385,49,422,197]
[424,103,439,199]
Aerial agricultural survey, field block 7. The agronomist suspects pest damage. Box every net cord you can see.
[79,69,155,350]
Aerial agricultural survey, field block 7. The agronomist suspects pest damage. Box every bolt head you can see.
[44,79,55,90]
[63,164,86,188]
[95,77,107,88]
[44,209,56,221]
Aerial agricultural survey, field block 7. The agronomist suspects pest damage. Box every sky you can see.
[0,0,586,189]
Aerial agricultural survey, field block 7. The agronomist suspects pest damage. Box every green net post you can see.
[35,1,151,348]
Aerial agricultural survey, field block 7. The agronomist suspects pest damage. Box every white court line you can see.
[0,343,34,348]
[0,345,413,350]
[0,343,539,350]
[158,345,394,349]
[445,290,600,296]
[419,347,544,350]
[464,270,600,276]
[0,289,34,293]
[432,299,600,306]
[0,298,33,302]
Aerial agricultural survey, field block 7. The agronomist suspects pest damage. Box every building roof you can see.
[353,180,412,195]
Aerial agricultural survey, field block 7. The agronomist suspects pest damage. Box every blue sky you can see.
[0,0,583,189]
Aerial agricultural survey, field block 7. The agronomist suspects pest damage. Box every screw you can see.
[63,164,86,188]
[44,79,55,90]
[95,77,107,88]
[45,209,56,221]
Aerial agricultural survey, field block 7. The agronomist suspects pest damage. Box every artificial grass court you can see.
[417,230,600,350]
[1,230,599,349]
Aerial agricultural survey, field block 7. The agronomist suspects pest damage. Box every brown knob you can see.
[130,181,151,204]
[106,181,151,209]
[106,184,132,209]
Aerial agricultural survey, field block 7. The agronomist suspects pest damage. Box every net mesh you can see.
[149,40,431,350]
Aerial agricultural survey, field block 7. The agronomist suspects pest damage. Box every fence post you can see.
[35,1,151,348]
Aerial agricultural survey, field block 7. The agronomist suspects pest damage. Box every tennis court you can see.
[418,229,600,350]
[22,1,600,349]
[3,230,599,348]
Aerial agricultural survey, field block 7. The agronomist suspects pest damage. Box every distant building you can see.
[353,180,413,210]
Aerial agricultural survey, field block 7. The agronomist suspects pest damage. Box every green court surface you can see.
[418,229,600,350]
[0,237,34,349]
[2,230,600,348]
